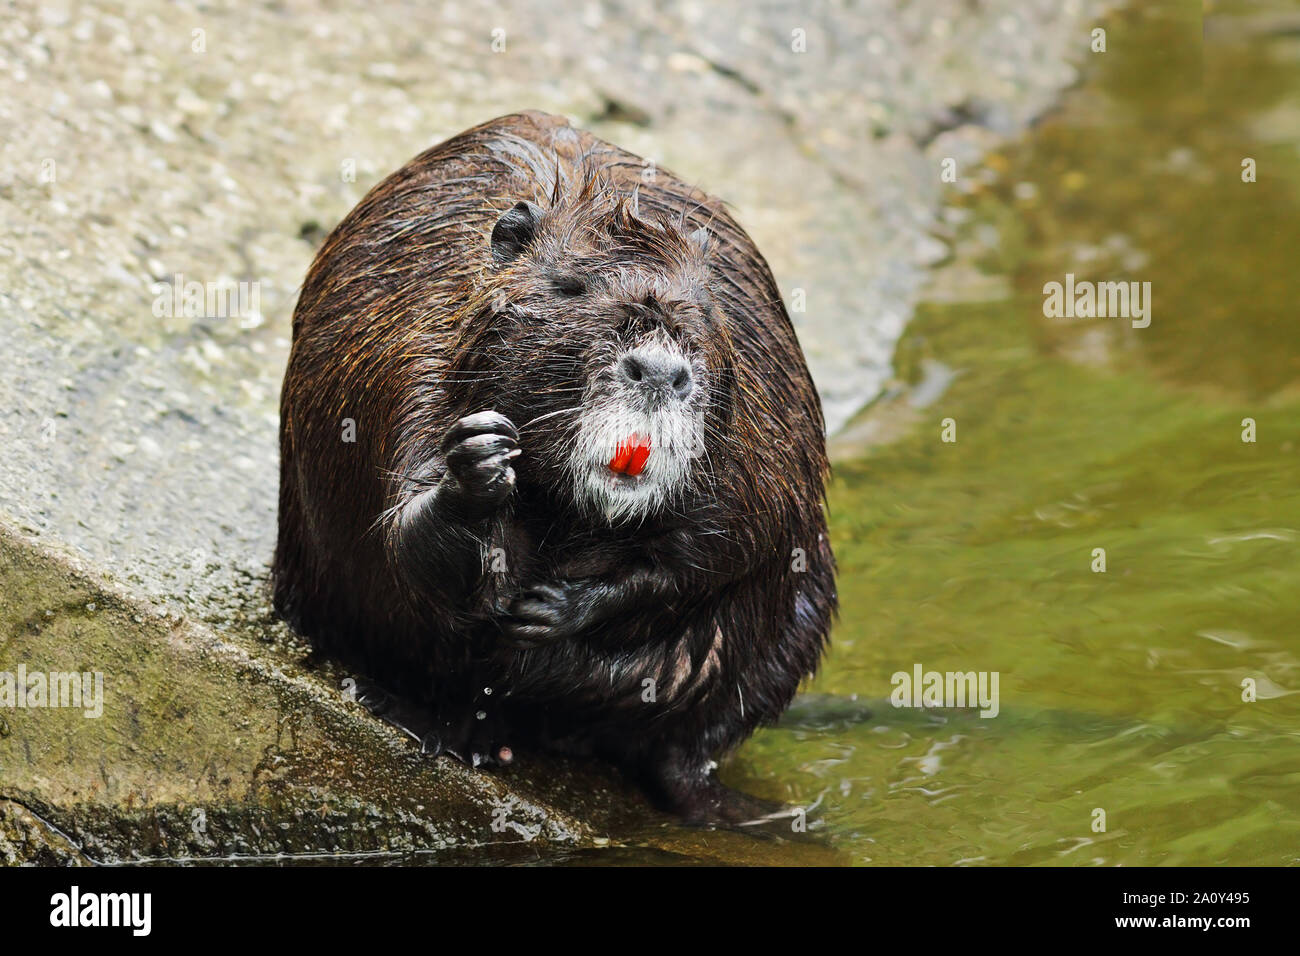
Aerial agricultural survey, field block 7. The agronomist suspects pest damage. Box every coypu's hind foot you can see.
[354,679,514,767]
[673,779,795,828]
[435,699,516,769]
[644,749,794,827]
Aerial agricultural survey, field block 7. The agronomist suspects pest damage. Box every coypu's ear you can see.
[491,200,544,263]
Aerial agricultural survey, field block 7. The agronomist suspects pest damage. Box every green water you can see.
[724,0,1300,865]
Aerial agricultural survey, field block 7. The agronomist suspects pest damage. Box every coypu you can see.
[273,110,835,822]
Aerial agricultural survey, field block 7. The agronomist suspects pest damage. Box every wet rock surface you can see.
[0,527,582,863]
[0,527,847,863]
[0,0,1107,863]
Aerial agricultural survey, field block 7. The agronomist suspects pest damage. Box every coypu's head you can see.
[450,179,736,525]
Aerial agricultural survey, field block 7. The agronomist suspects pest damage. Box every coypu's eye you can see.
[553,276,587,297]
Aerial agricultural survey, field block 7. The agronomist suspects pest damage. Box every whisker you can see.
[519,406,583,429]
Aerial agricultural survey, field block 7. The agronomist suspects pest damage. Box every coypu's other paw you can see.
[644,754,797,828]
[502,582,593,647]
[440,410,520,519]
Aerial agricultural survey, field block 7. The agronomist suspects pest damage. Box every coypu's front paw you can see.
[502,582,592,647]
[440,410,520,518]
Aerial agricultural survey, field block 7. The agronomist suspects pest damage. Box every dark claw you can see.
[355,684,394,715]
[445,432,518,463]
[523,584,566,604]
[512,598,565,626]
[440,410,519,454]
[500,621,561,649]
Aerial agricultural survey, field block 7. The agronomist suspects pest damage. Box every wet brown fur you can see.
[274,111,835,820]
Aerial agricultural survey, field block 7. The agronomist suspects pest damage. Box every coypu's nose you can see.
[618,349,694,400]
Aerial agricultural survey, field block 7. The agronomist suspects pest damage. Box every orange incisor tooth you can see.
[609,434,650,475]
[609,442,633,473]
[626,441,651,476]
